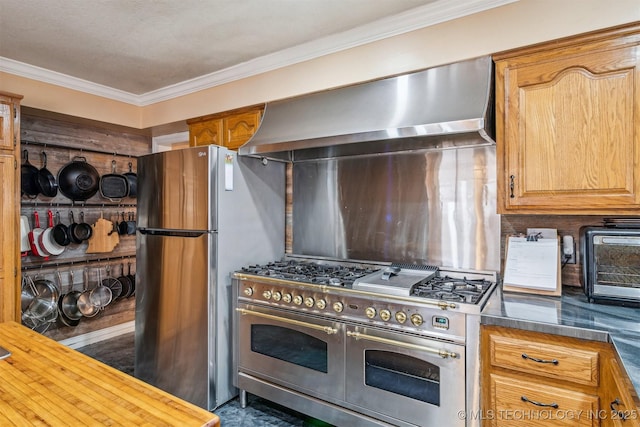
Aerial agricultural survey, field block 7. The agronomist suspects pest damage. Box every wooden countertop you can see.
[0,321,220,426]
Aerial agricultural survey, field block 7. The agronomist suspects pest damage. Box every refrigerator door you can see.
[137,146,217,231]
[135,230,215,409]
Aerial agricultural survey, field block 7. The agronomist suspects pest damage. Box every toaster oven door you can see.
[588,233,640,303]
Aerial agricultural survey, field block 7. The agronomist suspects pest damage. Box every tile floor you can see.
[76,332,327,426]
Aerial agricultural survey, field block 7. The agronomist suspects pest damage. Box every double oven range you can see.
[232,257,497,427]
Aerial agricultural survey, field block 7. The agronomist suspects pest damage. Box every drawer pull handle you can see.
[522,353,559,365]
[521,396,558,409]
[610,398,628,421]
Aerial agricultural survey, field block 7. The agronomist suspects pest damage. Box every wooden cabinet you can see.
[481,325,608,426]
[187,106,263,150]
[600,356,640,427]
[0,92,22,323]
[495,23,640,214]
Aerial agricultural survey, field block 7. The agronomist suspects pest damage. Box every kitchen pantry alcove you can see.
[19,108,151,341]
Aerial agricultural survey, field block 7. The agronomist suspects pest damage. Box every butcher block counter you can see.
[0,322,220,426]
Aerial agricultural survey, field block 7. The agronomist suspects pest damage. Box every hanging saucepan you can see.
[21,149,39,198]
[28,211,49,258]
[71,211,93,242]
[126,211,136,235]
[57,156,100,201]
[117,211,128,235]
[39,210,65,256]
[36,151,58,197]
[100,160,129,202]
[124,161,137,198]
[52,211,71,246]
[58,271,81,326]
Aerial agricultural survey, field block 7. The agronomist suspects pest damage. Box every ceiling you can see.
[0,0,513,104]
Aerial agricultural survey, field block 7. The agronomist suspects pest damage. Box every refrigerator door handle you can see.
[138,229,208,238]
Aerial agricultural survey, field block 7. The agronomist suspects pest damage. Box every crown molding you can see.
[1,0,517,107]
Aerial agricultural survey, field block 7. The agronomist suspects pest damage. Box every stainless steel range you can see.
[232,256,497,427]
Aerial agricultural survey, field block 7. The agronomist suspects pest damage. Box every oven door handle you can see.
[236,308,339,335]
[347,330,459,359]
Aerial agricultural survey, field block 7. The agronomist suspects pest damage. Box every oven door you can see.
[236,303,345,401]
[345,325,466,427]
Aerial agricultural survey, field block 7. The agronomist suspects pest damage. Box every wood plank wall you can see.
[20,108,151,341]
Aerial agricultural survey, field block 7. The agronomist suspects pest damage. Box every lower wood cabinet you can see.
[600,357,640,427]
[481,325,614,427]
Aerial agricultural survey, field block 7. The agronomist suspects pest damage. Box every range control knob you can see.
[365,307,377,319]
[304,297,315,307]
[262,290,272,300]
[316,299,327,310]
[272,291,282,301]
[332,302,344,313]
[410,314,424,326]
[282,293,292,303]
[293,295,303,305]
[379,309,391,321]
[395,311,407,324]
[243,287,253,297]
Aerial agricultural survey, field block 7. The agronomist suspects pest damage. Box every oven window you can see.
[364,350,440,405]
[251,325,328,373]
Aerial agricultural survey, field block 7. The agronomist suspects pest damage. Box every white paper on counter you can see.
[503,237,559,291]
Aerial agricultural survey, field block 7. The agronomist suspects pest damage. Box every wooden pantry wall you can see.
[20,108,151,341]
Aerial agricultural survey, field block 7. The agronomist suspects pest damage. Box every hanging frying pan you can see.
[21,149,39,198]
[36,151,58,197]
[100,160,129,202]
[52,211,71,246]
[28,211,48,258]
[124,161,137,198]
[39,210,65,256]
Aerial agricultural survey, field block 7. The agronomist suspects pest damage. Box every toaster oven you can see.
[581,226,640,305]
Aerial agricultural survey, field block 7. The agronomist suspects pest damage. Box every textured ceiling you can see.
[0,0,434,95]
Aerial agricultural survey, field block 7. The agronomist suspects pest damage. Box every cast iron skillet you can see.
[100,160,129,202]
[52,211,71,246]
[21,149,39,197]
[124,161,137,198]
[57,156,100,201]
[36,151,58,198]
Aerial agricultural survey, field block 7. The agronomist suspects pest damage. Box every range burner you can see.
[241,260,378,287]
[411,276,493,304]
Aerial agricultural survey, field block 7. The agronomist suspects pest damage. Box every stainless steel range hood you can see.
[239,56,494,162]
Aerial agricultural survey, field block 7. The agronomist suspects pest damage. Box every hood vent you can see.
[239,56,494,162]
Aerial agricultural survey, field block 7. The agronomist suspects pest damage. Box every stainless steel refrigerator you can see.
[134,145,284,410]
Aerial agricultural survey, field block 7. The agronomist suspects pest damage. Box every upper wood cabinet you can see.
[495,23,640,214]
[0,92,22,323]
[187,105,263,151]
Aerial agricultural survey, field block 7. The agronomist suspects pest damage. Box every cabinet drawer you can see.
[489,334,599,386]
[489,374,599,427]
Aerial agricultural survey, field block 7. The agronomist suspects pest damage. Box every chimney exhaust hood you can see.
[239,56,494,162]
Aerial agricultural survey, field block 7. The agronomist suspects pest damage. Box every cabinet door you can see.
[189,119,223,147]
[223,110,261,150]
[600,358,640,427]
[0,99,12,151]
[498,42,640,213]
[0,154,17,321]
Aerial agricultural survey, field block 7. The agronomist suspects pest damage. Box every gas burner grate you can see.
[241,261,378,287]
[411,276,493,304]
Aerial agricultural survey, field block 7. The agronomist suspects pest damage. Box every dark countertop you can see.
[481,285,640,394]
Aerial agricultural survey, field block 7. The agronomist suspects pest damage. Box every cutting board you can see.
[86,217,120,253]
